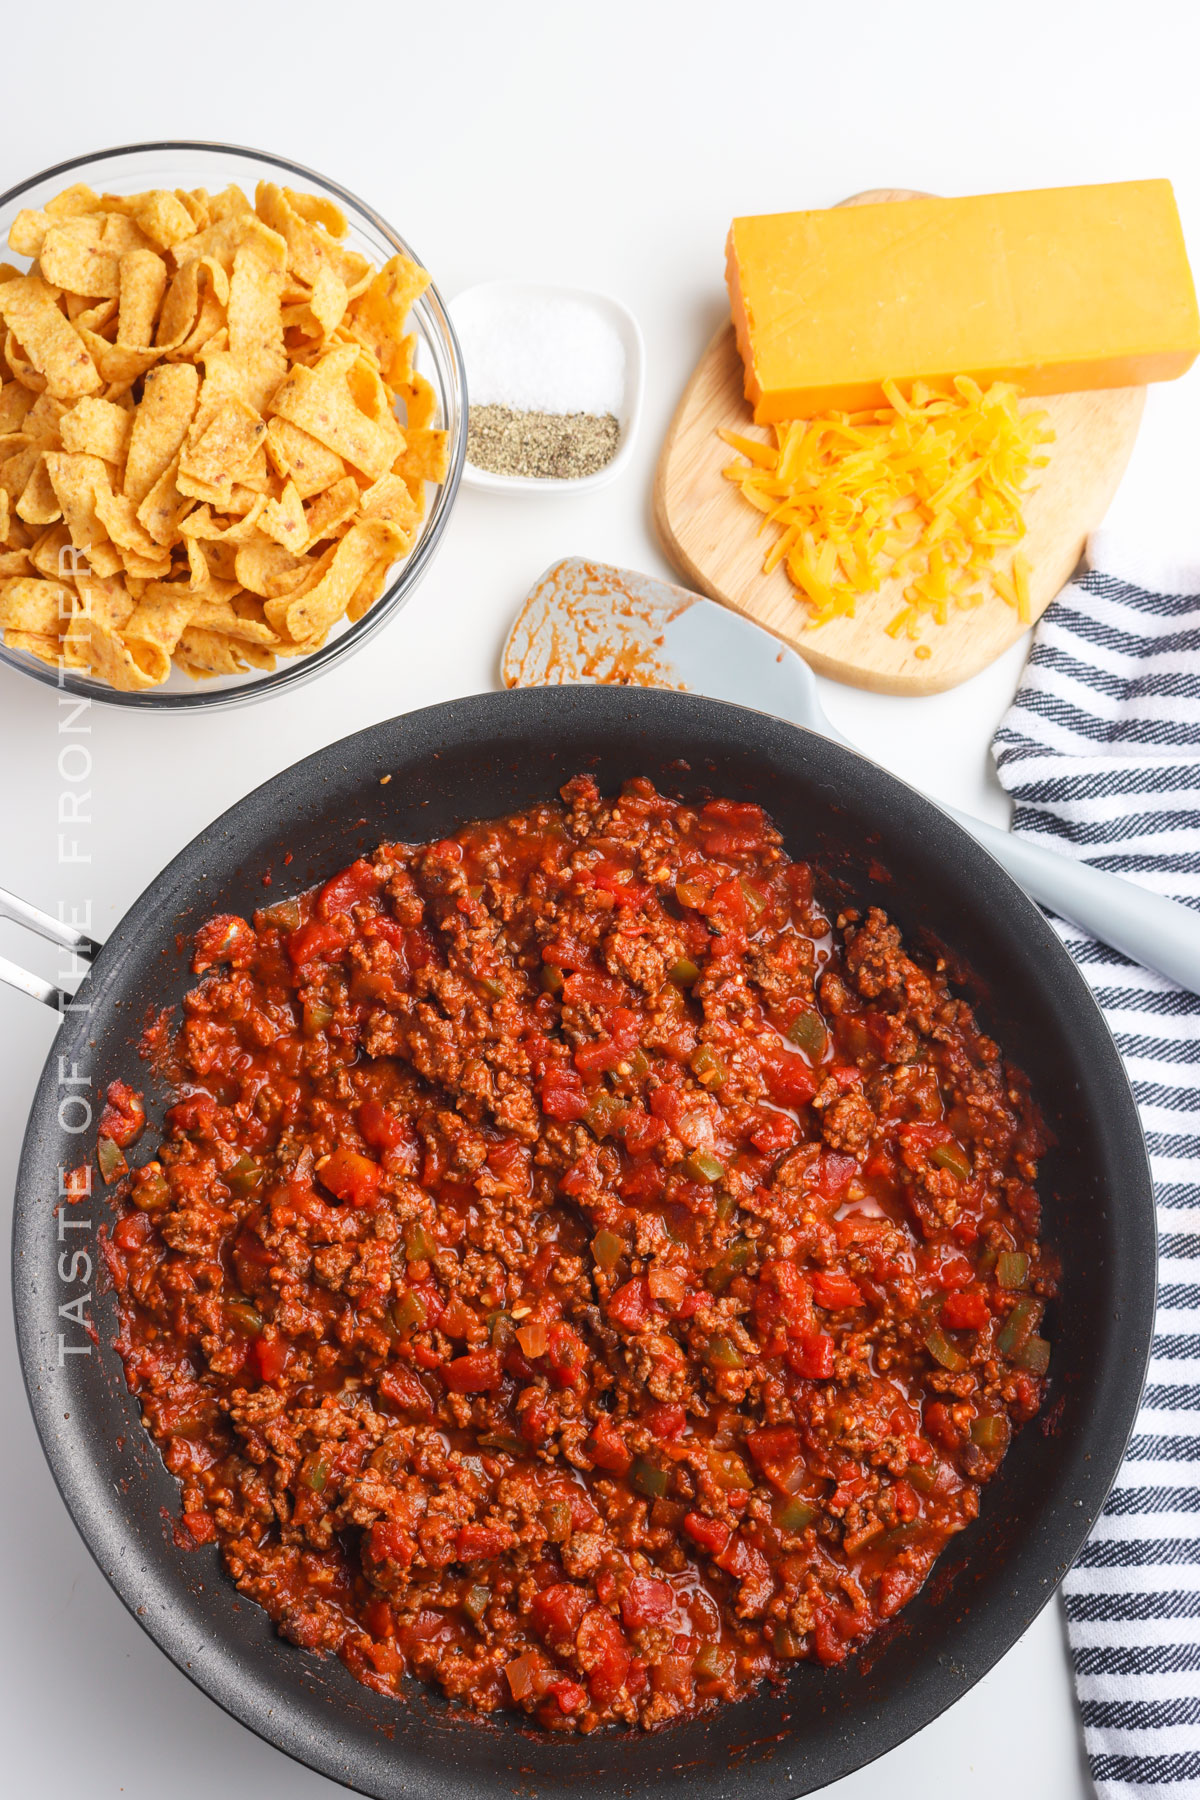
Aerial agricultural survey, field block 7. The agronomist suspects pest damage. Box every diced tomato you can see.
[377,1367,433,1414]
[440,1299,476,1340]
[754,1260,813,1340]
[487,1137,532,1193]
[622,1109,667,1154]
[97,1079,145,1149]
[579,860,652,908]
[367,1521,416,1566]
[784,860,814,904]
[404,926,439,970]
[539,1070,587,1121]
[747,1425,803,1491]
[785,1331,835,1379]
[577,1607,630,1706]
[715,1532,770,1585]
[519,1389,554,1445]
[62,1165,91,1204]
[166,1091,218,1138]
[924,1399,962,1450]
[503,1345,536,1382]
[287,920,346,969]
[361,912,407,951]
[404,1609,447,1644]
[617,1161,665,1203]
[931,1249,975,1291]
[178,1509,216,1546]
[649,1085,688,1129]
[607,1277,653,1332]
[813,1153,858,1200]
[813,1610,850,1665]
[412,1282,444,1328]
[442,1350,503,1393]
[318,858,382,920]
[541,936,595,972]
[899,1121,955,1156]
[811,1270,863,1309]
[892,1478,919,1522]
[319,1147,381,1209]
[1012,1372,1040,1417]
[683,1512,731,1555]
[703,826,765,856]
[231,1227,274,1291]
[757,1041,818,1109]
[574,1039,622,1076]
[906,1432,933,1467]
[589,1417,632,1474]
[546,1323,589,1389]
[358,1099,412,1151]
[941,1289,990,1331]
[546,1677,587,1715]
[747,1106,800,1156]
[710,877,748,925]
[456,1523,514,1560]
[878,1564,924,1619]
[253,1336,291,1383]
[700,801,766,857]
[562,971,625,1006]
[113,1210,151,1253]
[362,1597,395,1639]
[642,1402,686,1441]
[562,1485,600,1531]
[701,799,764,827]
[647,1266,686,1309]
[620,1576,673,1631]
[574,1008,641,1075]
[531,1582,589,1646]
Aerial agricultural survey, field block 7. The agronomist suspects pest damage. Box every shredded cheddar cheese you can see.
[719,378,1053,638]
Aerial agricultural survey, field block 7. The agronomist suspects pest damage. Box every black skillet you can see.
[11,684,1156,1798]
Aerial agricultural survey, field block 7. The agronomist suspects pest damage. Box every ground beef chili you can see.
[97,776,1056,1734]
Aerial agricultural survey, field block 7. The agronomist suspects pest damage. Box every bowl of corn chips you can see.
[0,141,466,706]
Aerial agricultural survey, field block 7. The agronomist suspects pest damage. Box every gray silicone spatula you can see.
[502,556,1200,996]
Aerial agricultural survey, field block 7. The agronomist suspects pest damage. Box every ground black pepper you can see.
[466,405,620,479]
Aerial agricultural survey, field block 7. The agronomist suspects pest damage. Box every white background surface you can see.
[1,2,1196,1793]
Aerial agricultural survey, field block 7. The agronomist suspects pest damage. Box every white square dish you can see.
[450,280,644,495]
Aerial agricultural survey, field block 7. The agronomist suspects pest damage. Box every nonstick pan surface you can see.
[12,685,1156,1798]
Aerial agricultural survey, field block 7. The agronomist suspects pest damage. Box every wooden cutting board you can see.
[653,189,1147,696]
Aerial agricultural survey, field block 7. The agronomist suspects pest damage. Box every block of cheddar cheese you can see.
[726,181,1200,423]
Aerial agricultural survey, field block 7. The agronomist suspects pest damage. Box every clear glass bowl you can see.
[0,141,467,710]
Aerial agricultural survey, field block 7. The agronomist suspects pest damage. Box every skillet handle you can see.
[0,886,99,1012]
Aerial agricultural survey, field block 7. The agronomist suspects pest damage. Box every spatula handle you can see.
[948,809,1200,993]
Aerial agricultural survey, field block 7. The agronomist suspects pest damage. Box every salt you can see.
[453,290,626,417]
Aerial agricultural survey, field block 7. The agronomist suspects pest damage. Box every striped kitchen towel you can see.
[993,533,1200,1798]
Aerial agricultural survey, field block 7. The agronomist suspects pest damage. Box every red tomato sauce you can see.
[97,775,1055,1733]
